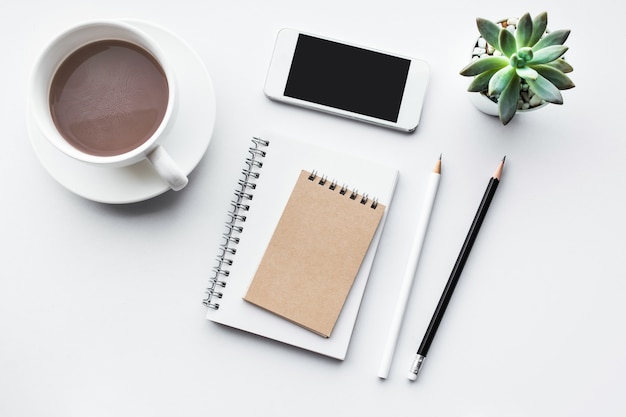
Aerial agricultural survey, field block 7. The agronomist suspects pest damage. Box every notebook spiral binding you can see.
[203,136,270,309]
[306,170,380,209]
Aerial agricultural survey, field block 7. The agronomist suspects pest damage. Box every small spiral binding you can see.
[203,137,269,309]
[307,171,380,209]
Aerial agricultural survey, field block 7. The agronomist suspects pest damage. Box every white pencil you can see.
[378,155,441,379]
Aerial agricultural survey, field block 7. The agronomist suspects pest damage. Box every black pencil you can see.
[408,156,506,381]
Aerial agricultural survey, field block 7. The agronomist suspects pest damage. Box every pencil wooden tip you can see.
[434,155,442,174]
[494,156,505,180]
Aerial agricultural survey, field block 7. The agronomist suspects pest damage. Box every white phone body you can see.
[264,28,430,132]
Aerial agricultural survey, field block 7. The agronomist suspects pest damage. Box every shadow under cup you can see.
[31,21,178,169]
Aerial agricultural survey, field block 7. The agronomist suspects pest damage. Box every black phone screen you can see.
[283,34,411,123]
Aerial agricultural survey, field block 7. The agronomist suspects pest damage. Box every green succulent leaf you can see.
[516,66,539,81]
[544,58,574,74]
[529,45,568,65]
[488,66,516,96]
[515,13,533,48]
[467,68,499,92]
[528,11,548,46]
[533,29,571,50]
[460,56,508,76]
[531,64,575,90]
[498,72,521,125]
[477,17,501,51]
[526,73,564,104]
[499,28,517,58]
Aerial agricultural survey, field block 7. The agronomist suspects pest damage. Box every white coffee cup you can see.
[29,20,188,191]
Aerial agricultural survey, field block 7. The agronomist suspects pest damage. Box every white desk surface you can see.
[2,1,624,416]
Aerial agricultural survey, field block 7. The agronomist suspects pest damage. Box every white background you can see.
[2,1,624,416]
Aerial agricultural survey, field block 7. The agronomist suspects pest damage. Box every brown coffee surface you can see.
[49,40,169,156]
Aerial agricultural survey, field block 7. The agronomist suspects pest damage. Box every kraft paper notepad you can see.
[243,170,385,338]
[204,133,398,360]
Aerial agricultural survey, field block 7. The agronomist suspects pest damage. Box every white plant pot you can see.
[468,91,499,116]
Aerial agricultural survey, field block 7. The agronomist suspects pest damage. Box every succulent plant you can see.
[460,11,575,125]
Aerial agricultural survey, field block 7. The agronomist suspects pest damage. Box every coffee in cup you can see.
[30,20,188,191]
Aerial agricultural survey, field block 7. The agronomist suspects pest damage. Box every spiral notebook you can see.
[244,169,385,338]
[204,134,398,360]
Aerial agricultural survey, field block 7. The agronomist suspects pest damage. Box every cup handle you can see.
[146,145,188,191]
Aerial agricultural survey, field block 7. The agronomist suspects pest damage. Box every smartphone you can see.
[264,28,429,132]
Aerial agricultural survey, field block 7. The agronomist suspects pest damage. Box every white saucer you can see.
[27,19,216,204]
